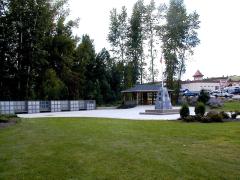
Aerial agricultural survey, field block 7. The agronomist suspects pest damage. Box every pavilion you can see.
[121,84,173,106]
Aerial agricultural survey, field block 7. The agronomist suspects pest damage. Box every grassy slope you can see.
[0,118,240,179]
[219,101,240,112]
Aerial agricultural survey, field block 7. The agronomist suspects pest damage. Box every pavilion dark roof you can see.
[121,84,173,93]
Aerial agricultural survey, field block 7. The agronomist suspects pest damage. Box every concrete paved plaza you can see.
[18,106,195,120]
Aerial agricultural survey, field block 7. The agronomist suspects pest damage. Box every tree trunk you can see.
[150,35,154,83]
[176,50,186,104]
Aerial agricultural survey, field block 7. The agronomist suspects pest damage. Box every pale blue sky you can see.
[69,0,240,80]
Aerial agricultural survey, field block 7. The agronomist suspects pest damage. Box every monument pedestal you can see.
[140,87,179,115]
[140,109,179,115]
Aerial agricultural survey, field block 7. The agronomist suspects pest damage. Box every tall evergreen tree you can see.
[74,35,96,99]
[0,0,15,99]
[95,48,116,104]
[0,0,123,104]
[14,0,57,99]
[48,16,79,99]
[127,0,146,85]
[0,0,82,100]
[0,0,67,100]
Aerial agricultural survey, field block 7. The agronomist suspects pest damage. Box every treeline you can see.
[108,0,200,101]
[0,0,200,104]
[108,0,161,88]
[0,0,121,104]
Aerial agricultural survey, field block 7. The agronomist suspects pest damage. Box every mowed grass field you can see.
[0,118,240,179]
[218,101,240,112]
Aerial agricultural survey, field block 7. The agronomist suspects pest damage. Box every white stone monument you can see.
[140,55,178,115]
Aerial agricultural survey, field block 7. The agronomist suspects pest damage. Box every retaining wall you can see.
[0,100,96,115]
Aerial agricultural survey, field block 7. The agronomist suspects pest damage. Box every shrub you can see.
[117,104,136,109]
[219,111,230,119]
[195,102,206,116]
[235,111,240,116]
[206,111,217,116]
[230,111,239,119]
[207,98,223,109]
[180,103,190,119]
[183,115,195,122]
[182,115,217,123]
[183,115,208,123]
[200,116,211,123]
[181,96,198,106]
[0,114,18,123]
[231,113,237,119]
[0,116,9,123]
[206,111,223,122]
[198,90,210,104]
[43,69,67,100]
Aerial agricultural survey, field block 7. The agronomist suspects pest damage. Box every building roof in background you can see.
[193,70,204,77]
[181,80,222,84]
[181,78,225,84]
[182,76,240,84]
[207,76,228,81]
[121,84,173,93]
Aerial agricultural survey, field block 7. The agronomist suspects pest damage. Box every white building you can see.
[181,70,224,91]
[182,81,220,92]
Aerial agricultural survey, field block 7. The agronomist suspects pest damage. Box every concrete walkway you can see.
[18,106,195,120]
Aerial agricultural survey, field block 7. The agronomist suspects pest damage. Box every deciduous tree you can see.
[144,0,159,83]
[161,0,200,102]
[127,0,146,85]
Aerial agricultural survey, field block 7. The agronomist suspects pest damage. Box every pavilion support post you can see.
[136,92,139,105]
[152,92,154,105]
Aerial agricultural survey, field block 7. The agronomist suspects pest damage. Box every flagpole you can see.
[160,54,164,109]
[161,54,164,88]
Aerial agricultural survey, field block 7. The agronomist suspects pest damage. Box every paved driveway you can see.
[18,106,195,120]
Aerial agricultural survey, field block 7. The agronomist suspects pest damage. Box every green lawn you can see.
[0,118,240,179]
[222,101,240,111]
[219,101,240,112]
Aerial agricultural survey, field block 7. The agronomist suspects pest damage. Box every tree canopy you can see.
[108,0,200,101]
[0,0,122,105]
[0,0,200,105]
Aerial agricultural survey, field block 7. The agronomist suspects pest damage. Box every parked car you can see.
[210,90,221,96]
[183,91,199,97]
[180,89,189,93]
[233,88,240,95]
[220,92,233,98]
[210,90,233,98]
[224,86,240,94]
[229,88,240,95]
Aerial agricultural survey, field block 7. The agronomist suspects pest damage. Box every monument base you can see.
[140,109,179,115]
